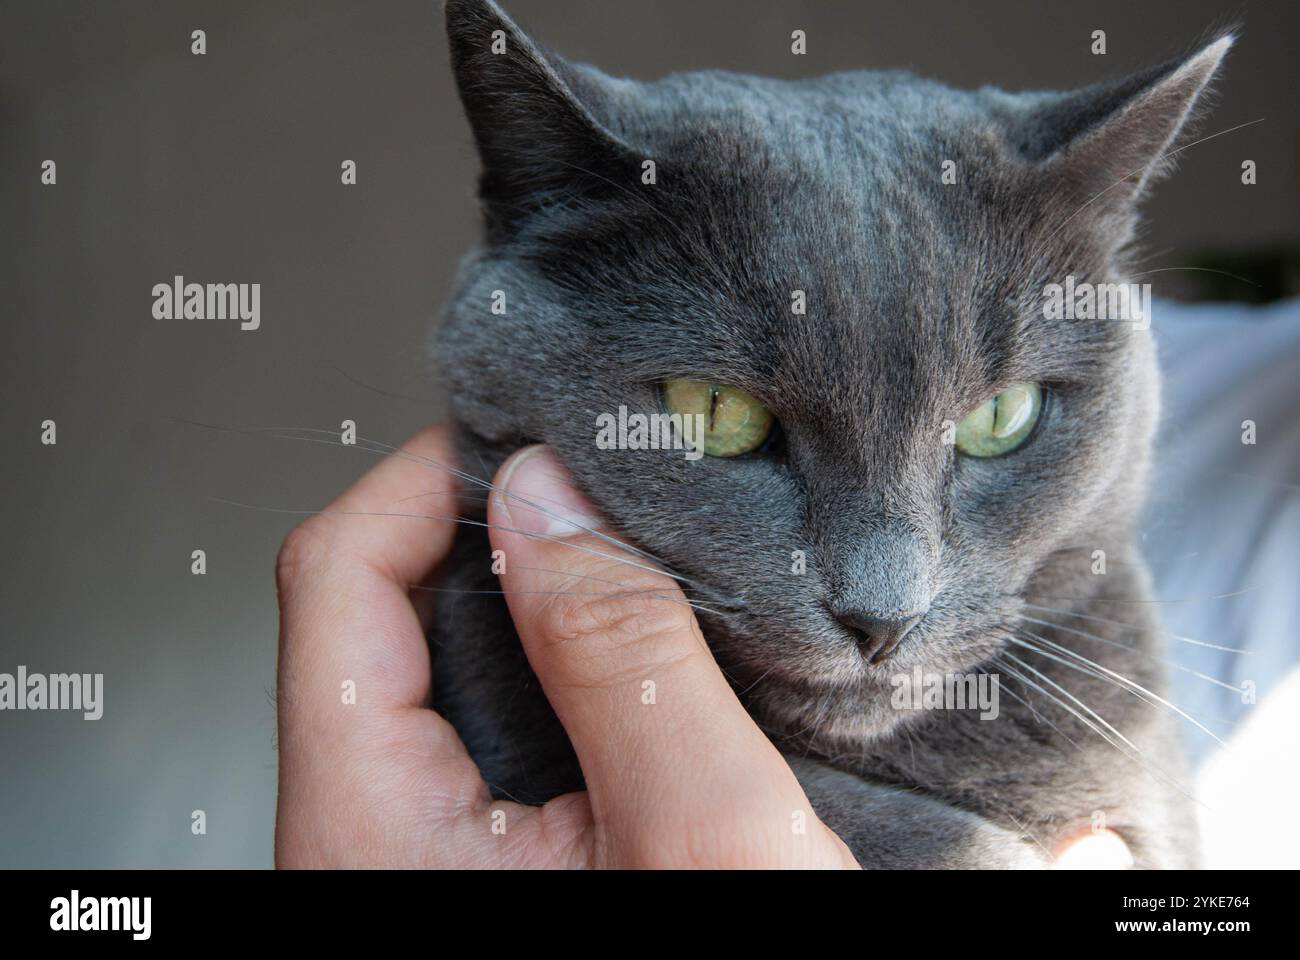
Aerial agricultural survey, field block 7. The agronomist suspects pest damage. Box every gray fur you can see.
[431,0,1230,867]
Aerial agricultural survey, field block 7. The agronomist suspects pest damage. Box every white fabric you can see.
[1143,297,1300,866]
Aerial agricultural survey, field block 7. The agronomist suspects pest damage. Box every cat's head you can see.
[438,0,1232,743]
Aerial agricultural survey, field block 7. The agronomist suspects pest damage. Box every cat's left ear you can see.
[1026,31,1235,215]
[445,0,640,240]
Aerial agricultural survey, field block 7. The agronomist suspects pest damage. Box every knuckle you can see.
[531,580,698,687]
[275,519,330,593]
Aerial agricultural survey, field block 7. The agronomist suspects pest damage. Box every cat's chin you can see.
[742,676,919,747]
[725,628,1011,748]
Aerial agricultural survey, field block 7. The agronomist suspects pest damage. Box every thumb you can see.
[487,445,839,867]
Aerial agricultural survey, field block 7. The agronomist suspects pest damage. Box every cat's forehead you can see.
[637,71,1005,185]
[633,72,1050,283]
[521,68,1137,396]
[617,90,1052,347]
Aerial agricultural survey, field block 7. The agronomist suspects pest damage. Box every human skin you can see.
[273,424,857,868]
[273,424,1126,869]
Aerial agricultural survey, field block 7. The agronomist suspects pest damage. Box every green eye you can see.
[955,382,1044,458]
[662,379,775,457]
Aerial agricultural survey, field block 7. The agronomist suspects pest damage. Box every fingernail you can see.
[497,445,605,539]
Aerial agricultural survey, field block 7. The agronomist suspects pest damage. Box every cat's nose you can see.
[834,610,924,664]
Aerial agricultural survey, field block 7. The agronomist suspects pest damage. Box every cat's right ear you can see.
[445,0,638,239]
[1022,31,1235,228]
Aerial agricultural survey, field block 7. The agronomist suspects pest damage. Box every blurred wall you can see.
[1,0,1295,867]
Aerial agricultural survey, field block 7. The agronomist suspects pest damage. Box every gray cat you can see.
[431,0,1230,868]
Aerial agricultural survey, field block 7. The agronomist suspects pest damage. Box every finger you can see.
[1052,829,1135,869]
[488,445,826,866]
[275,422,472,770]
[319,422,463,587]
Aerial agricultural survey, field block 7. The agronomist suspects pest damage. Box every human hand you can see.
[273,424,859,868]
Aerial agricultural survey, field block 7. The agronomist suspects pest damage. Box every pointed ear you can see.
[444,0,638,238]
[1029,32,1234,216]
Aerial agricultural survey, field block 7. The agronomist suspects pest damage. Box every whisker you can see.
[995,654,1195,802]
[1022,603,1249,654]
[1003,652,1140,754]
[1026,583,1260,604]
[1127,265,1261,288]
[991,656,1047,726]
[1010,631,1225,748]
[396,490,490,504]
[735,661,780,698]
[178,418,687,578]
[208,495,725,595]
[1019,614,1243,692]
[997,658,1137,762]
[1007,631,1204,726]
[407,583,728,616]
[327,364,435,405]
[179,419,759,609]
[991,656,1082,751]
[270,427,684,573]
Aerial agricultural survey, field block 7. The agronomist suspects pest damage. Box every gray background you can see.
[1,0,1295,867]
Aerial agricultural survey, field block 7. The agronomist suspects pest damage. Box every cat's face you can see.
[440,0,1229,742]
